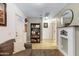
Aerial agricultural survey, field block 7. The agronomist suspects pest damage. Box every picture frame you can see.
[0,3,7,26]
[44,23,48,28]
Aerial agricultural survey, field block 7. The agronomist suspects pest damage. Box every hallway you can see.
[1,3,79,56]
[0,3,66,56]
[32,40,57,49]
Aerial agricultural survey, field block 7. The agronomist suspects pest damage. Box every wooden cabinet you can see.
[30,23,40,43]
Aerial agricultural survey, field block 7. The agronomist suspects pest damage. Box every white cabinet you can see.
[58,26,79,56]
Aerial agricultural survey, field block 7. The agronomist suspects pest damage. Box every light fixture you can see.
[45,16,48,20]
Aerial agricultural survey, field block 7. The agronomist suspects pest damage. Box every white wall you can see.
[0,3,25,44]
[42,16,54,40]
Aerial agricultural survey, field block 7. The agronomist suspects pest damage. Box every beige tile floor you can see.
[32,39,57,49]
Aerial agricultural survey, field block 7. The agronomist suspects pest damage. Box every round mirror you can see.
[62,9,74,27]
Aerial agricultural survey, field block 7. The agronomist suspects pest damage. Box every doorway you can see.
[32,19,58,49]
[14,14,26,53]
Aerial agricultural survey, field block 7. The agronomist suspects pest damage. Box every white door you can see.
[14,14,26,53]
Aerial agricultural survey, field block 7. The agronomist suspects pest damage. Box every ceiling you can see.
[15,3,67,17]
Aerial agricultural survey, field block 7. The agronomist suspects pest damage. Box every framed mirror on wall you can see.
[0,3,7,26]
[61,9,74,27]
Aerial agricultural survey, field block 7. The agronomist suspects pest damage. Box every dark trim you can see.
[0,3,7,26]
[63,9,74,27]
[58,25,79,28]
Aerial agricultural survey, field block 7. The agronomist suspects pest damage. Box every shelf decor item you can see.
[44,23,48,28]
[25,18,28,22]
[25,24,27,32]
[62,9,74,27]
[25,18,28,32]
[0,3,7,26]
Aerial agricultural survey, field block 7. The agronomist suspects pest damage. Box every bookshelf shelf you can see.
[30,23,40,43]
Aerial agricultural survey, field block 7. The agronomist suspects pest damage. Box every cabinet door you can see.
[58,27,75,56]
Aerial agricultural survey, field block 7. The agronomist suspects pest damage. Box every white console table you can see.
[58,26,79,56]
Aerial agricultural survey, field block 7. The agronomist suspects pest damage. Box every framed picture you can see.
[44,23,48,28]
[0,3,7,26]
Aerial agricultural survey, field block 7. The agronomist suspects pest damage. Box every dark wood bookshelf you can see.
[30,23,40,43]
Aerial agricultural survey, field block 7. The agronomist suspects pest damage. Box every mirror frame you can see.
[62,9,74,27]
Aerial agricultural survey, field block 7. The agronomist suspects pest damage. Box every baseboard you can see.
[57,47,67,56]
